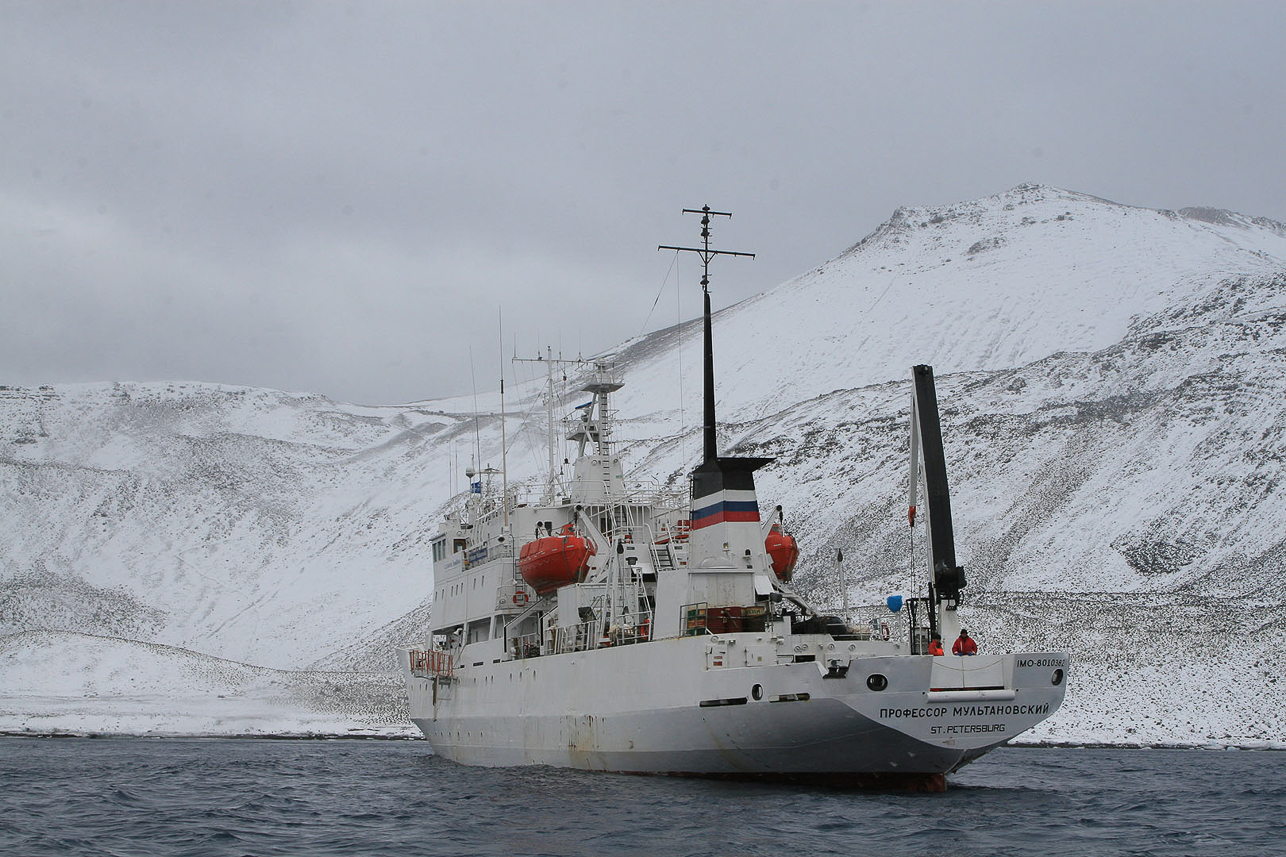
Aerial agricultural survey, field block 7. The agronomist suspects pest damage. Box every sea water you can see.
[1,738,1282,856]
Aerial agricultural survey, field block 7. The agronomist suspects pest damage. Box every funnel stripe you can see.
[691,499,760,529]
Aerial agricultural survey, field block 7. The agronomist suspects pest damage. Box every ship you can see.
[399,207,1068,790]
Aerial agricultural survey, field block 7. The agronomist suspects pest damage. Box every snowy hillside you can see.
[618,184,1286,424]
[3,184,1284,745]
[0,384,449,669]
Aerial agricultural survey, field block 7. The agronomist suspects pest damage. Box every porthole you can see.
[751,684,763,701]
[1051,669,1064,687]
[866,673,888,692]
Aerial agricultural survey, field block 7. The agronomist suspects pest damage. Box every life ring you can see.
[880,621,890,641]
[513,590,529,606]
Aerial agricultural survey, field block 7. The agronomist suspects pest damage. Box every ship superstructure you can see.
[400,208,1068,789]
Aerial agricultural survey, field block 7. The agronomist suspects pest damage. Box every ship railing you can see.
[824,604,904,642]
[645,523,687,570]
[618,480,686,511]
[466,478,685,525]
[497,487,551,509]
[469,490,537,526]
[513,624,590,658]
[547,621,597,655]
[462,534,514,570]
[641,485,691,516]
[577,484,687,516]
[608,515,690,571]
[603,608,652,647]
[512,631,544,660]
[408,649,455,679]
[513,612,655,659]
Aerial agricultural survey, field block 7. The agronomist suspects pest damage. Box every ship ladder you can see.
[652,542,675,570]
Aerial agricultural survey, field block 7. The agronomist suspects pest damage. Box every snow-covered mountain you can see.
[3,184,1284,745]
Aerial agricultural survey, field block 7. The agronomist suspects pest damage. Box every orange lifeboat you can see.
[764,524,799,582]
[519,526,597,596]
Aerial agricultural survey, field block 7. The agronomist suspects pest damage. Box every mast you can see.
[500,375,508,527]
[543,347,555,489]
[658,205,755,463]
[499,315,509,528]
[513,347,564,503]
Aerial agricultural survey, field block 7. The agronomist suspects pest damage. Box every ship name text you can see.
[878,702,1051,720]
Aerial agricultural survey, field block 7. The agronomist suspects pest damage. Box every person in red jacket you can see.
[927,633,945,656]
[952,629,978,656]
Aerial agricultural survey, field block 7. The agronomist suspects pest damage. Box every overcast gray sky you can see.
[4,1,1283,405]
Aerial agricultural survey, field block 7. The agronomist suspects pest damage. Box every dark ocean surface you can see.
[1,738,1282,856]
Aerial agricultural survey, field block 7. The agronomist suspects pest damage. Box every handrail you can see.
[512,610,654,659]
[408,649,455,678]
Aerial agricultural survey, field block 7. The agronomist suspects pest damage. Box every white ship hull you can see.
[400,636,1067,787]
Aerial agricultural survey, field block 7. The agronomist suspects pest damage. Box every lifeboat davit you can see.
[764,524,799,582]
[519,527,596,596]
